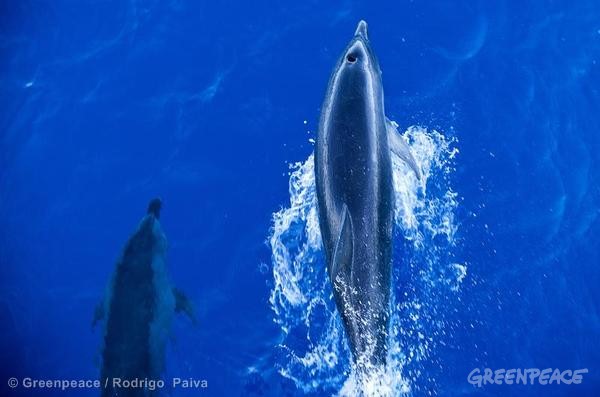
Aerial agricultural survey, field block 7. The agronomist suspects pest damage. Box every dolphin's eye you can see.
[346,54,357,63]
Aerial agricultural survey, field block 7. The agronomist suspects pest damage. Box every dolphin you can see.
[315,21,420,367]
[93,198,195,396]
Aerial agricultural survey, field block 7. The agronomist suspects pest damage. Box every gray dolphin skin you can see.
[94,199,194,397]
[315,21,420,367]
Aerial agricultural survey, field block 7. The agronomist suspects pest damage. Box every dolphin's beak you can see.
[354,20,368,40]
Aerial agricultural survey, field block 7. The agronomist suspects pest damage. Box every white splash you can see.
[269,126,461,396]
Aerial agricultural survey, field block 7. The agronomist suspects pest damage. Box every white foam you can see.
[268,125,461,396]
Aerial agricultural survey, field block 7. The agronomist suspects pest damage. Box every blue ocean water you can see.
[1,1,599,396]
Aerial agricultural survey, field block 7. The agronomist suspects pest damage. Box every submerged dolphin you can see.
[315,21,420,367]
[94,199,194,396]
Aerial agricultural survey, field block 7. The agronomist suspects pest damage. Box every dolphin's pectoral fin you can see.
[92,302,105,329]
[173,288,197,325]
[331,205,354,290]
[386,118,421,180]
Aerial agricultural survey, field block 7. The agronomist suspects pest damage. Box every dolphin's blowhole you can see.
[346,54,357,63]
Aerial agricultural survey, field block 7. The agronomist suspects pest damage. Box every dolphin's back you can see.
[317,72,393,272]
[315,22,394,366]
[100,216,171,396]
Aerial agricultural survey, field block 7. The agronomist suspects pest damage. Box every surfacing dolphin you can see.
[94,199,195,397]
[315,20,420,368]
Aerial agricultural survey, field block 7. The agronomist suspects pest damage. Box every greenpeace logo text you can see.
[467,368,588,387]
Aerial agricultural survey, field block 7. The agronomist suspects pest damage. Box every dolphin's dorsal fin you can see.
[386,119,421,180]
[331,205,354,287]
